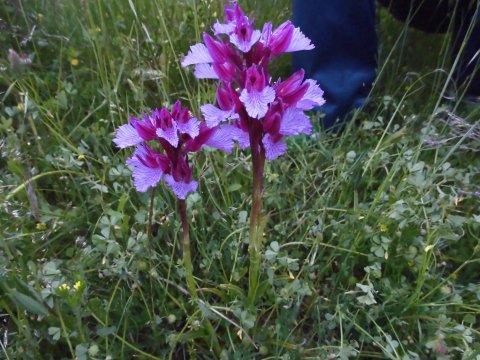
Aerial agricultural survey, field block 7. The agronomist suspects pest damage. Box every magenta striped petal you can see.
[164,174,198,199]
[126,148,164,192]
[181,43,213,67]
[194,64,219,79]
[177,117,200,139]
[201,104,239,128]
[231,126,250,149]
[279,108,312,136]
[230,29,261,53]
[156,123,179,147]
[113,124,143,149]
[262,134,286,160]
[285,27,314,52]
[203,125,236,153]
[268,21,294,56]
[213,21,236,35]
[239,86,276,119]
[296,79,326,110]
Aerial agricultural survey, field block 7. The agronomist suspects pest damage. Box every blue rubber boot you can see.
[292,0,377,129]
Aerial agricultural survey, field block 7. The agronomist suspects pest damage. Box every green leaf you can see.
[75,344,88,360]
[357,293,377,305]
[227,183,242,192]
[356,282,377,305]
[48,327,61,341]
[463,314,476,324]
[43,261,61,276]
[409,161,425,173]
[96,326,117,337]
[9,289,49,316]
[270,241,279,252]
[447,215,467,227]
[356,283,373,293]
[265,249,277,261]
[88,298,107,319]
[7,160,24,177]
[56,91,68,110]
[237,210,248,224]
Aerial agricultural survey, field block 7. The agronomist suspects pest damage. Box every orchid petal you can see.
[260,22,272,44]
[239,86,276,119]
[113,124,143,148]
[156,123,179,147]
[126,148,164,192]
[181,43,213,67]
[177,117,200,139]
[231,126,250,149]
[164,174,198,199]
[230,29,261,53]
[213,21,236,35]
[279,108,312,136]
[269,21,294,56]
[125,145,148,168]
[194,63,219,79]
[285,27,314,52]
[262,134,287,160]
[212,62,236,82]
[297,79,326,110]
[201,104,239,128]
[203,33,227,63]
[203,125,236,153]
[131,115,157,141]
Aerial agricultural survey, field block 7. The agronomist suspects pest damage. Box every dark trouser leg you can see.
[380,0,480,97]
[378,0,452,33]
[292,0,377,129]
[454,2,480,97]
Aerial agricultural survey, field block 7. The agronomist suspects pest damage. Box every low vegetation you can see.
[1,1,479,358]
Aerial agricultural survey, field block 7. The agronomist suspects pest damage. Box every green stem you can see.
[177,199,221,356]
[247,123,266,307]
[178,199,197,298]
[147,187,156,241]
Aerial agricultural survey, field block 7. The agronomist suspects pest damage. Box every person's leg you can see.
[453,2,480,97]
[379,0,480,97]
[292,0,377,129]
[378,0,451,33]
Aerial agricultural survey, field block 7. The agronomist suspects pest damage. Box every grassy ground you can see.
[1,0,479,359]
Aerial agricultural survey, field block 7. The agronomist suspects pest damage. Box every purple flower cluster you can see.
[181,1,325,160]
[114,101,233,198]
[114,1,325,200]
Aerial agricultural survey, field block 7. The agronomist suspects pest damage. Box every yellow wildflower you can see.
[74,280,83,291]
[71,58,79,66]
[58,283,70,292]
[36,222,47,230]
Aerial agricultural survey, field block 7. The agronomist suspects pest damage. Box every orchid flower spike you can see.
[114,101,235,199]
[182,1,325,161]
